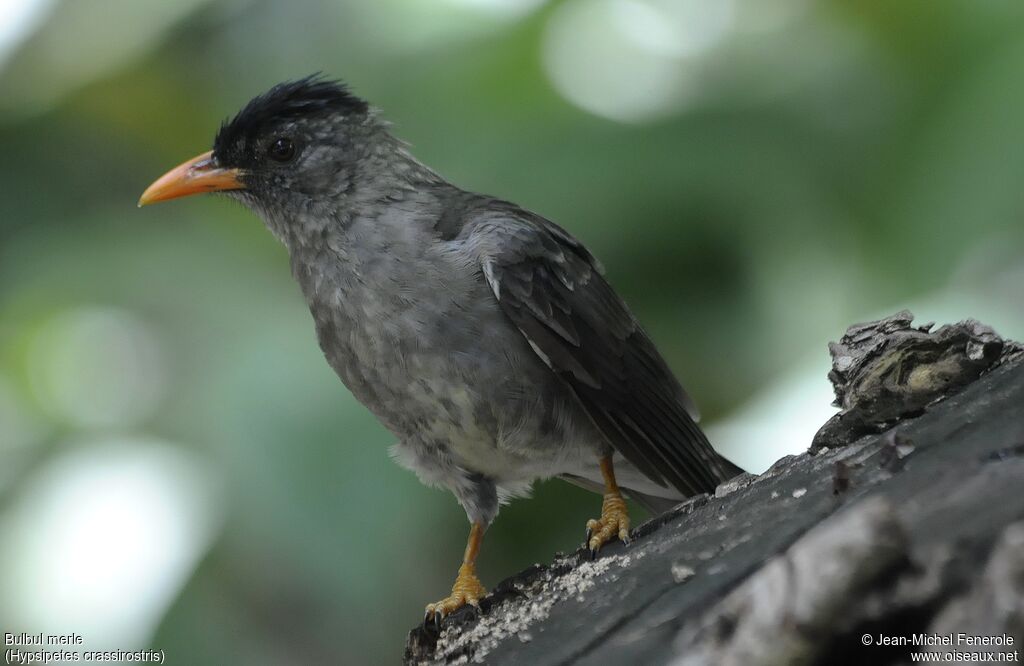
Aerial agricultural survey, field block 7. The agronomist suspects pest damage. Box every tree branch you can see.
[405,312,1024,666]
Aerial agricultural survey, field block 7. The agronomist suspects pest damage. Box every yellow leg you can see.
[585,456,631,556]
[425,522,487,625]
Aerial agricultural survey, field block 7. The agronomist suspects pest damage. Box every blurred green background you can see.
[1,0,1022,663]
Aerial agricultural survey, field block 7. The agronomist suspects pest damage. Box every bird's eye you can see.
[267,137,296,162]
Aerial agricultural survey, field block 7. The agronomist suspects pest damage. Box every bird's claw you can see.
[584,491,631,556]
[423,563,486,628]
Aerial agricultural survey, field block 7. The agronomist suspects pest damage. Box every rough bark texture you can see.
[405,312,1024,666]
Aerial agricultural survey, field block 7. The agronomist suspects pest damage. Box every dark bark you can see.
[405,312,1024,666]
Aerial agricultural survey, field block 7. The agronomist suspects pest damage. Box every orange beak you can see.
[138,150,245,207]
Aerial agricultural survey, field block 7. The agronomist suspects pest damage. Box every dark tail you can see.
[713,453,745,482]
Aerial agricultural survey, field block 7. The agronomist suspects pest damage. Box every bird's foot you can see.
[424,562,487,627]
[585,490,631,557]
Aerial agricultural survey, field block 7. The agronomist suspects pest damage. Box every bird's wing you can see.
[467,207,735,496]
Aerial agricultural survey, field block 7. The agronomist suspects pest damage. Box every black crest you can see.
[213,74,368,159]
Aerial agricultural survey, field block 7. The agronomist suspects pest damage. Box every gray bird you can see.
[139,76,742,623]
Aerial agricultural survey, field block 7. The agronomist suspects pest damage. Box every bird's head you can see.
[139,75,381,240]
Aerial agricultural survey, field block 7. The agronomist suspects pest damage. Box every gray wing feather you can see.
[467,206,737,496]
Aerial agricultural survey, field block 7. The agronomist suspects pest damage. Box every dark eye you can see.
[267,137,296,162]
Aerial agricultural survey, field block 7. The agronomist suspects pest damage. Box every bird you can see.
[139,75,743,625]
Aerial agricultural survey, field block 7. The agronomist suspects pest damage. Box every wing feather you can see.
[469,208,736,496]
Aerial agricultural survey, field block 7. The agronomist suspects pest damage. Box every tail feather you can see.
[713,453,745,482]
[560,473,682,516]
[561,451,745,518]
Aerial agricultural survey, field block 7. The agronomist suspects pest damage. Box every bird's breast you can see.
[287,226,598,481]
[292,238,496,423]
